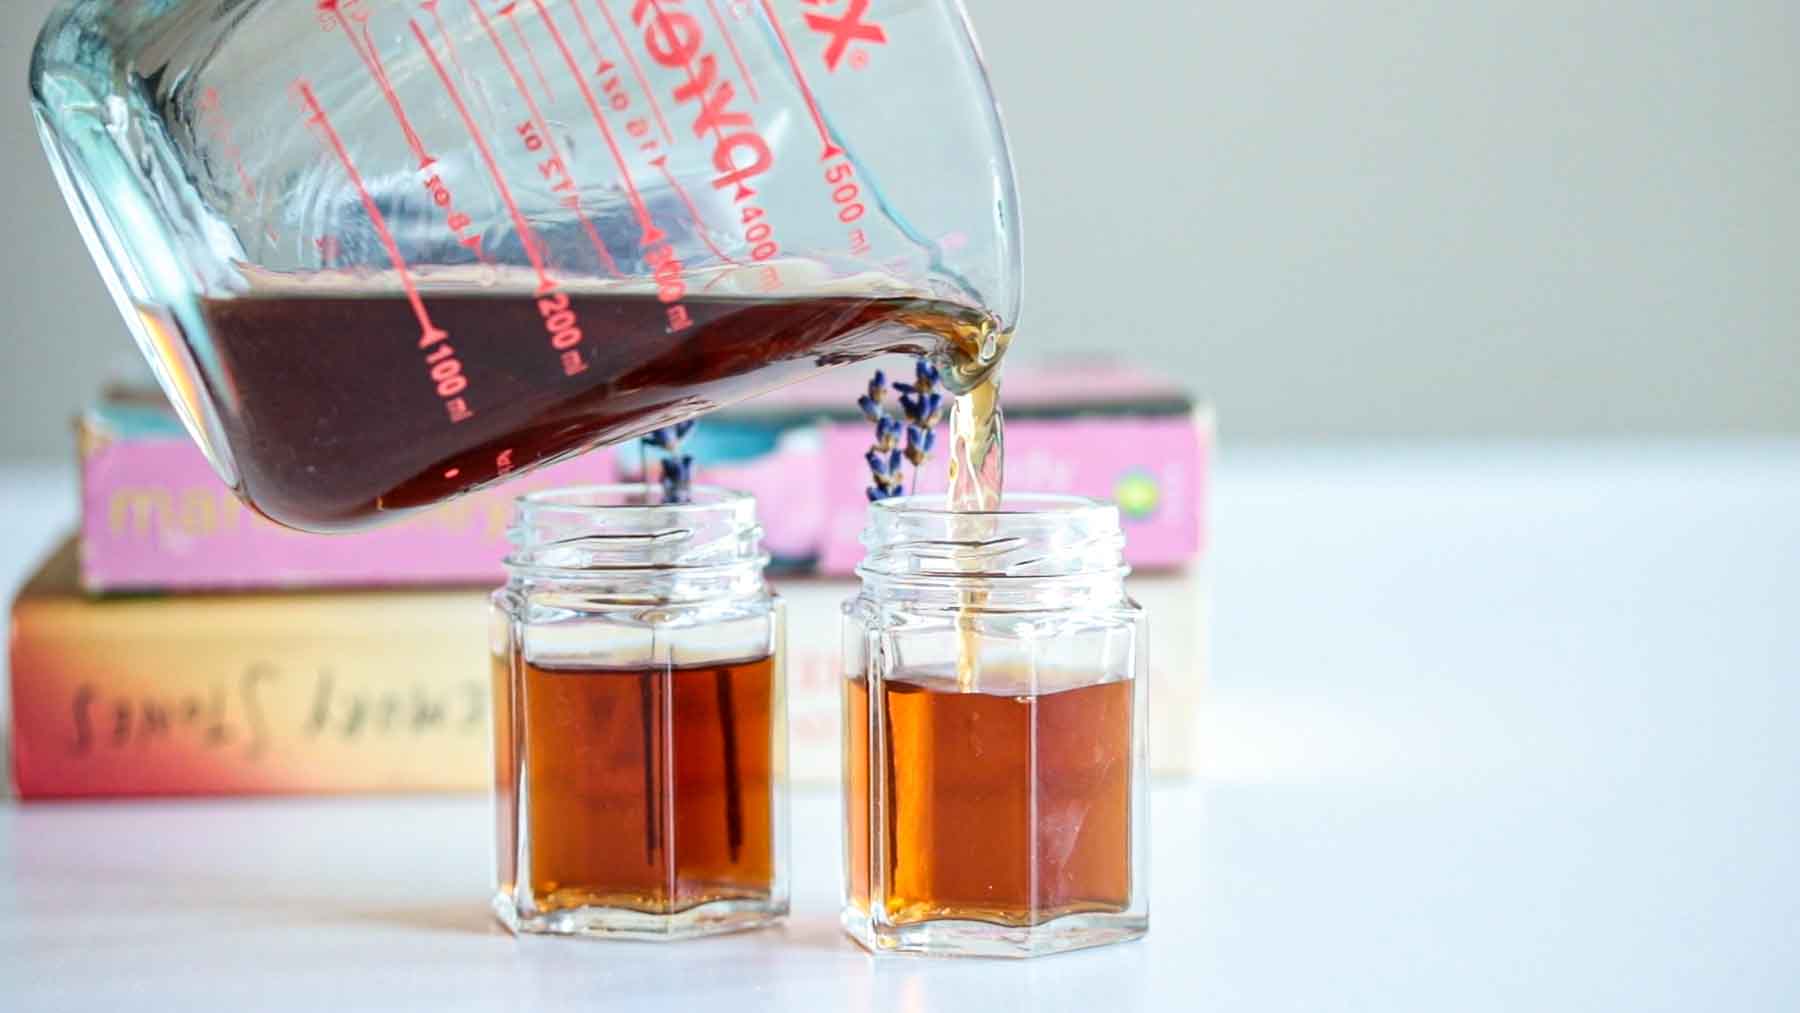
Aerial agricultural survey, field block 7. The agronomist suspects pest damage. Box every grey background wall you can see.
[2,0,1794,461]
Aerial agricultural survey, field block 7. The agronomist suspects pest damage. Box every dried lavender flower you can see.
[642,422,697,503]
[862,358,944,500]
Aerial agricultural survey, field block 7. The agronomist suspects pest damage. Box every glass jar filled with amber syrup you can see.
[491,486,787,939]
[842,495,1149,957]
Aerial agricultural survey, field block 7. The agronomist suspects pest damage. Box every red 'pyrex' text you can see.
[631,0,773,200]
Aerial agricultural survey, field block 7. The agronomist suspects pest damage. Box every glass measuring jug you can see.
[31,0,1019,531]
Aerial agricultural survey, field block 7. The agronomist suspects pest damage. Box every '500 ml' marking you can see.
[823,159,870,255]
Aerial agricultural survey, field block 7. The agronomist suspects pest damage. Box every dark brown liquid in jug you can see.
[198,288,1000,531]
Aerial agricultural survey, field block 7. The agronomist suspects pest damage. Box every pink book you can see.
[78,361,1211,591]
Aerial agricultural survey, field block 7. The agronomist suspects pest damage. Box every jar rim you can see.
[859,492,1127,584]
[516,483,754,514]
[507,484,764,578]
[868,492,1119,523]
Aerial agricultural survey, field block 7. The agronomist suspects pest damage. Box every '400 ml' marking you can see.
[526,0,695,333]
[633,0,781,269]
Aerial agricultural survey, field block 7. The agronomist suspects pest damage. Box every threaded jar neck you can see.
[856,494,1129,609]
[504,484,767,602]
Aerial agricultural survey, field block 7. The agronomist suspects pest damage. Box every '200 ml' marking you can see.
[470,0,623,285]
[524,0,694,334]
[414,13,597,375]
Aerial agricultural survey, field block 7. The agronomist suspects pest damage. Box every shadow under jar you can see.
[842,495,1150,958]
[491,486,787,940]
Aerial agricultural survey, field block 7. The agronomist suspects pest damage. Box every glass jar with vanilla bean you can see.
[841,494,1149,957]
[491,485,787,939]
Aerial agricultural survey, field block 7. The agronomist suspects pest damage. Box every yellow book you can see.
[9,541,1207,798]
[9,540,491,798]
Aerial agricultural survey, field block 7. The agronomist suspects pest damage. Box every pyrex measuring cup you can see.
[32,0,1019,531]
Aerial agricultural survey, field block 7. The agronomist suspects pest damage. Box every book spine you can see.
[81,411,1210,591]
[9,591,494,798]
[815,412,1211,574]
[8,568,1208,798]
[78,430,619,592]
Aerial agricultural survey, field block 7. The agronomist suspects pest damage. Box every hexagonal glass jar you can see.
[842,494,1149,957]
[491,486,787,940]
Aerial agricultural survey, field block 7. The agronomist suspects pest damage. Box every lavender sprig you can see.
[642,419,697,504]
[862,359,945,501]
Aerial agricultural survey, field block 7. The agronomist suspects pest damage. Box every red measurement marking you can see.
[638,0,732,155]
[594,0,675,144]
[705,0,760,101]
[421,171,491,262]
[469,0,621,277]
[633,0,780,254]
[422,1,474,85]
[505,6,558,103]
[529,0,664,244]
[359,24,425,153]
[443,467,461,480]
[760,0,841,159]
[295,80,471,422]
[412,18,555,289]
[327,4,434,168]
[651,155,739,265]
[564,0,610,82]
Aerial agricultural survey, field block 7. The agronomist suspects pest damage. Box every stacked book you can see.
[9,362,1213,798]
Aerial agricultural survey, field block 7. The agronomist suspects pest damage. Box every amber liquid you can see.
[846,671,1134,927]
[499,656,776,915]
[492,649,518,898]
[199,288,1000,531]
[945,371,1005,688]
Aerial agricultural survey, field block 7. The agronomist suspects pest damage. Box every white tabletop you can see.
[4,444,1799,1011]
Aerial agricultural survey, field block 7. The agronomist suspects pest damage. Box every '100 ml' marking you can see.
[294,80,473,424]
[414,12,595,376]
